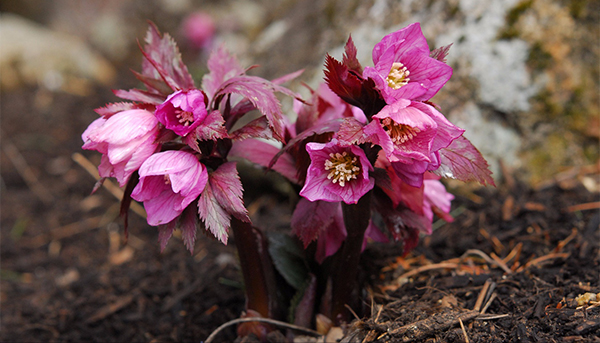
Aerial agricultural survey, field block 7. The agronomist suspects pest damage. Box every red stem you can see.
[230,219,278,319]
[330,192,371,323]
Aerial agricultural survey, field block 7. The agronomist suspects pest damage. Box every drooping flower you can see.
[82,109,160,186]
[365,100,464,187]
[155,89,208,137]
[300,139,374,204]
[131,150,208,226]
[362,23,453,103]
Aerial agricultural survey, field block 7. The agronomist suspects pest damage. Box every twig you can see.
[388,310,480,341]
[473,279,493,312]
[555,228,578,252]
[520,252,570,271]
[204,317,322,343]
[565,201,600,212]
[502,243,522,266]
[72,152,146,218]
[480,292,497,314]
[459,318,469,343]
[345,304,361,321]
[460,249,512,274]
[490,252,512,274]
[2,133,54,204]
[475,313,510,320]
[395,262,459,282]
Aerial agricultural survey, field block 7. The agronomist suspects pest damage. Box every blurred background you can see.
[1,0,598,341]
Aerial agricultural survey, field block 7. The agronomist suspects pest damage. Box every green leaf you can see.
[267,232,309,290]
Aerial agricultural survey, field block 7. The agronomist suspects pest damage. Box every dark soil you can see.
[1,84,599,343]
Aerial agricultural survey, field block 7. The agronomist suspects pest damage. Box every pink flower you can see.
[82,109,160,186]
[365,100,464,187]
[181,12,215,49]
[362,23,452,103]
[131,150,208,226]
[155,89,208,137]
[366,99,438,164]
[300,140,374,204]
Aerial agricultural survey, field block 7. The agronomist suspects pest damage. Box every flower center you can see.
[324,151,361,187]
[386,62,410,89]
[381,117,421,145]
[163,175,172,185]
[175,110,195,126]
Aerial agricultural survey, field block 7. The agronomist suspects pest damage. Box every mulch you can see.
[1,87,599,342]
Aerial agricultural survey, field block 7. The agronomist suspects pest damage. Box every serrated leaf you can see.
[113,89,165,105]
[202,46,245,100]
[197,182,230,244]
[342,35,362,74]
[198,162,249,244]
[335,117,367,145]
[180,206,199,254]
[229,116,274,141]
[291,198,339,248]
[215,75,285,141]
[267,232,309,290]
[324,54,386,118]
[433,135,495,186]
[324,54,364,108]
[430,43,452,63]
[185,110,229,146]
[94,102,138,118]
[141,23,195,92]
[271,69,304,85]
[157,221,176,252]
[131,70,174,96]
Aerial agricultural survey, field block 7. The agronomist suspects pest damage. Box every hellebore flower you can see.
[365,100,464,187]
[131,150,208,226]
[82,109,160,187]
[300,139,374,204]
[366,99,438,164]
[362,23,452,103]
[155,89,208,137]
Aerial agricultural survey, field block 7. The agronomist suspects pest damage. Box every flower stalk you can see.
[331,191,372,323]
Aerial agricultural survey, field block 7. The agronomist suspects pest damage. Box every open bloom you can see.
[155,89,208,137]
[362,23,452,103]
[82,109,160,186]
[300,139,374,204]
[131,150,208,226]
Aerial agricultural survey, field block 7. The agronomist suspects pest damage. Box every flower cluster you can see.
[239,23,493,260]
[82,24,297,251]
[82,21,495,333]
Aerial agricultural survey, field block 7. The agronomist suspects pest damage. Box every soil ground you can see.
[1,86,599,342]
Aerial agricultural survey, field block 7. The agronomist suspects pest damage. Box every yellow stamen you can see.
[323,151,361,187]
[386,62,410,89]
[381,117,420,145]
